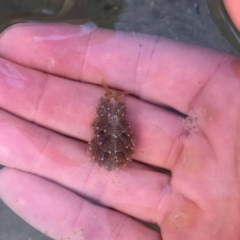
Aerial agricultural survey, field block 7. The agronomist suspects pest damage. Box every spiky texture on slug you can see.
[87,83,134,171]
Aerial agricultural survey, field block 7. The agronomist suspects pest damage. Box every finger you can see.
[224,0,240,30]
[0,23,226,114]
[0,168,160,240]
[0,109,171,225]
[0,58,182,169]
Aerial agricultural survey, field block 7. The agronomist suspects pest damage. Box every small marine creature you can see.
[87,82,134,171]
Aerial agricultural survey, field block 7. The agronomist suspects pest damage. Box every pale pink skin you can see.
[0,22,240,240]
[224,0,240,31]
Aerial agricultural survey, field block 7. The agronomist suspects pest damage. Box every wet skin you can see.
[0,23,240,239]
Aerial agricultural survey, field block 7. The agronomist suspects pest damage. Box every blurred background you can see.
[0,0,239,239]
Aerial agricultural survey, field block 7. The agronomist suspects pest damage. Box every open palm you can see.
[0,23,240,240]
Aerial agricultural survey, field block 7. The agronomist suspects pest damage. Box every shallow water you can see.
[0,0,120,30]
[0,1,239,240]
[0,0,237,53]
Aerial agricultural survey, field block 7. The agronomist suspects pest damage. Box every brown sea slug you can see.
[87,82,134,171]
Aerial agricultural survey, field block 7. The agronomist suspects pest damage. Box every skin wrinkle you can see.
[112,215,128,240]
[61,203,84,240]
[31,132,53,175]
[185,54,226,113]
[133,43,142,95]
[81,163,102,200]
[32,71,49,124]
[170,139,213,210]
[196,128,217,169]
[164,131,180,170]
[80,30,94,82]
[166,124,186,170]
[96,173,112,204]
[171,132,187,169]
[137,36,159,101]
[59,50,68,80]
[18,120,52,172]
[98,170,132,209]
[57,191,87,239]
[155,182,171,224]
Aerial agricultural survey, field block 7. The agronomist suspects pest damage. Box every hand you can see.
[224,0,240,31]
[0,23,240,240]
